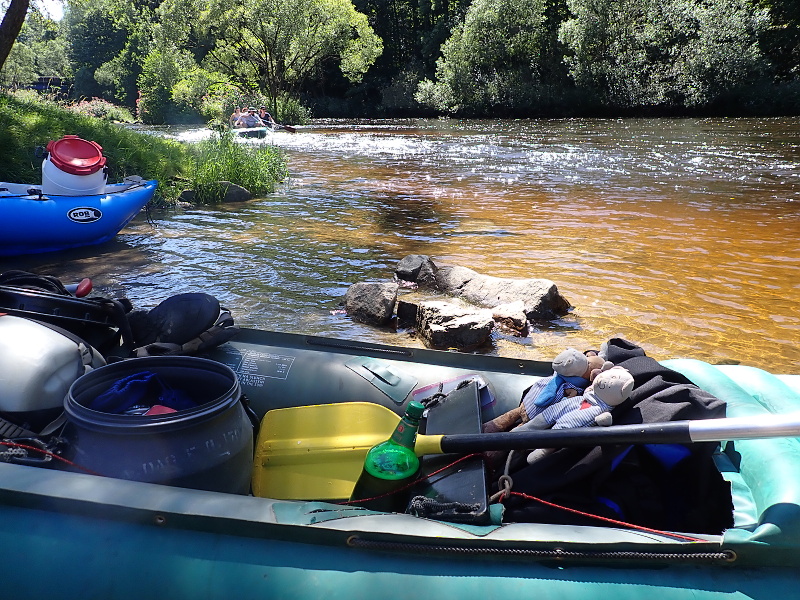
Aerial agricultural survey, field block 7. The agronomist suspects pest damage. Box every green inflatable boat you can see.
[2,328,800,599]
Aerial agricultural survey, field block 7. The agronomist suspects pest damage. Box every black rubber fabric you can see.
[129,293,222,346]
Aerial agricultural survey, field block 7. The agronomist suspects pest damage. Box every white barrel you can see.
[41,135,108,196]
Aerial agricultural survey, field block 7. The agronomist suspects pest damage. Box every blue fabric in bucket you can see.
[90,371,198,414]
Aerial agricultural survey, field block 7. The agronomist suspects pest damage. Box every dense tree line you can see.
[1,0,798,120]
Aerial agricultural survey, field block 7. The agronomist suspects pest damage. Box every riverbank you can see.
[0,93,287,205]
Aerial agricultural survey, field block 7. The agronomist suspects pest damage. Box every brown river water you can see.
[4,118,799,372]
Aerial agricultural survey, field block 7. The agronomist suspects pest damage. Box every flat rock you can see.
[492,300,529,334]
[416,300,494,350]
[434,265,571,321]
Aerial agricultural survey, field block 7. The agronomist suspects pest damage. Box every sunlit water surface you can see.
[5,118,799,372]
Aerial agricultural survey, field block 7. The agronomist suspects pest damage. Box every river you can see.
[4,117,799,372]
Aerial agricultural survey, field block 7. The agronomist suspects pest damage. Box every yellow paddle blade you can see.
[252,402,402,501]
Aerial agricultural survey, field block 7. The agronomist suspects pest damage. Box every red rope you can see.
[0,440,711,542]
[342,452,706,542]
[0,440,102,476]
[508,490,705,542]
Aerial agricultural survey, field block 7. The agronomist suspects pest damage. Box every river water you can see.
[4,118,799,372]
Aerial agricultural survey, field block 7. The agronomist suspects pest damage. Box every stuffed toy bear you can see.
[520,365,635,463]
[482,347,612,434]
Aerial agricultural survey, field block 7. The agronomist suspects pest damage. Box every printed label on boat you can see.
[212,346,296,388]
[67,207,102,223]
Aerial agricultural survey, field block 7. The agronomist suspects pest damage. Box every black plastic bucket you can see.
[63,356,253,494]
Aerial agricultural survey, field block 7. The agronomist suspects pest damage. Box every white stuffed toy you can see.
[518,365,635,464]
[482,348,612,434]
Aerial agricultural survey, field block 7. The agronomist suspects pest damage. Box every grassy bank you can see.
[0,93,287,205]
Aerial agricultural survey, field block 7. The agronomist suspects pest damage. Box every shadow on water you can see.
[8,117,800,372]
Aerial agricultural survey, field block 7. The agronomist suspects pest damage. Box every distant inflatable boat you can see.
[232,123,296,137]
[232,126,271,138]
[0,177,157,256]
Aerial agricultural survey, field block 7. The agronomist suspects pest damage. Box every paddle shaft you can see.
[414,411,800,455]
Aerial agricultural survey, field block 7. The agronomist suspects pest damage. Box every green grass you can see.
[185,131,288,203]
[0,93,287,205]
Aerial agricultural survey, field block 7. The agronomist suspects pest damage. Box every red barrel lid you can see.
[45,135,107,176]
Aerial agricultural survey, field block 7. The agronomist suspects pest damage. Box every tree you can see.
[137,46,185,122]
[756,0,800,80]
[0,8,70,86]
[182,0,382,113]
[559,0,771,110]
[0,0,30,71]
[64,0,132,100]
[415,0,551,114]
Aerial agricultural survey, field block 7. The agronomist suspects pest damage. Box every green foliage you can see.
[198,79,311,125]
[197,82,240,123]
[184,131,288,204]
[5,87,40,102]
[64,1,130,100]
[0,92,288,205]
[415,0,550,114]
[187,0,382,112]
[3,0,799,117]
[94,22,153,105]
[137,47,205,124]
[559,0,771,109]
[0,92,187,195]
[381,70,423,112]
[171,67,227,116]
[756,0,800,80]
[0,9,70,87]
[66,97,135,122]
[0,39,35,86]
[273,96,312,124]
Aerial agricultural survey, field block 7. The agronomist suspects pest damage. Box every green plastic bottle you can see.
[349,400,425,512]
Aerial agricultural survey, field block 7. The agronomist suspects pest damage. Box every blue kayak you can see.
[0,177,157,256]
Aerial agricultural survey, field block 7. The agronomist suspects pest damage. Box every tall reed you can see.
[184,131,288,203]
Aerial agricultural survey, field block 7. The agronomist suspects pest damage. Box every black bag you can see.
[0,270,134,356]
[501,338,733,534]
[128,293,239,357]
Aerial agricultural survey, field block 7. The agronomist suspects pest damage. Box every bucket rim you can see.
[65,356,242,431]
[46,135,107,176]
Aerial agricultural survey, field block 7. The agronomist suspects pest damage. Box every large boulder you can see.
[395,256,571,321]
[344,282,398,326]
[415,301,494,350]
[434,265,571,321]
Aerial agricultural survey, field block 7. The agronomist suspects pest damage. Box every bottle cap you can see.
[405,400,425,420]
